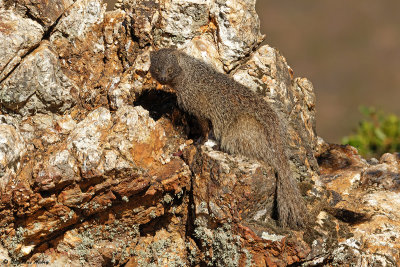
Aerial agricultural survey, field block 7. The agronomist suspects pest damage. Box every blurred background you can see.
[105,0,400,146]
[256,1,400,143]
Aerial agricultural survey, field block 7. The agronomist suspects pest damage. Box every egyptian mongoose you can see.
[150,48,307,229]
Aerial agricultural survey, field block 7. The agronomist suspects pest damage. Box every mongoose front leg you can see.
[195,116,211,144]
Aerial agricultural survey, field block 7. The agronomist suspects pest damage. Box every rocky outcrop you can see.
[312,144,400,266]
[0,0,398,266]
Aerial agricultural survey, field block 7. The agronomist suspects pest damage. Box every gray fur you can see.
[150,48,307,229]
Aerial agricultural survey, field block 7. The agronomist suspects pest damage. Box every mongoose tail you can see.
[274,156,306,229]
[220,112,306,229]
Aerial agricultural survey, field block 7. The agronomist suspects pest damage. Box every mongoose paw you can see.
[194,136,207,145]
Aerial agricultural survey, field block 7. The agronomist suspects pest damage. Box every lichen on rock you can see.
[0,0,398,266]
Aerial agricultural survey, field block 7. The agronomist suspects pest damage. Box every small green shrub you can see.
[342,106,400,158]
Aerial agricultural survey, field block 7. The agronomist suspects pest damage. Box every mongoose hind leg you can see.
[220,114,306,228]
[219,114,269,160]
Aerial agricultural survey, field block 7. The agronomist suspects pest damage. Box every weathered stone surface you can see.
[50,0,105,41]
[123,0,264,70]
[182,32,224,72]
[2,0,399,266]
[309,144,400,266]
[0,42,77,116]
[0,245,11,264]
[156,0,210,45]
[184,144,311,266]
[18,113,77,154]
[33,149,80,192]
[49,1,138,110]
[66,107,112,177]
[0,103,191,264]
[126,229,188,266]
[188,144,276,225]
[117,0,159,48]
[0,9,43,81]
[14,0,74,28]
[0,121,26,178]
[108,48,154,110]
[210,0,265,70]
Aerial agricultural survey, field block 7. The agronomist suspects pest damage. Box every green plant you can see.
[342,106,400,158]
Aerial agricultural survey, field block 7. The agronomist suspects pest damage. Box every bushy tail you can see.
[274,158,307,229]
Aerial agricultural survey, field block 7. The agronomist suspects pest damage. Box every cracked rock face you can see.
[121,0,264,70]
[50,0,105,41]
[210,0,265,70]
[0,9,43,81]
[313,144,400,265]
[0,0,398,266]
[13,0,74,29]
[0,42,77,115]
[0,121,26,178]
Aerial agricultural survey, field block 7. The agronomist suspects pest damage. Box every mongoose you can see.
[149,48,307,229]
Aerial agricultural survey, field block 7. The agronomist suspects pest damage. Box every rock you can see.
[66,107,112,177]
[156,0,210,46]
[2,0,399,266]
[0,245,11,264]
[0,122,26,178]
[0,42,77,116]
[118,0,159,48]
[13,0,74,29]
[33,149,80,192]
[210,0,265,70]
[0,103,191,263]
[18,113,77,152]
[108,47,154,110]
[124,0,264,70]
[183,144,311,265]
[182,33,224,72]
[329,241,397,266]
[0,9,43,81]
[126,229,188,266]
[50,0,106,41]
[311,144,400,265]
[49,0,135,110]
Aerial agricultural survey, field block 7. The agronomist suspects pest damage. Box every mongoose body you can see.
[150,48,306,229]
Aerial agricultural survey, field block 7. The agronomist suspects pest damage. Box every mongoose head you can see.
[150,48,182,85]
